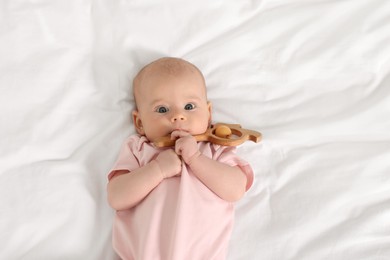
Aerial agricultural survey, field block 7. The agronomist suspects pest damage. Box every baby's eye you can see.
[184,103,196,110]
[156,106,169,113]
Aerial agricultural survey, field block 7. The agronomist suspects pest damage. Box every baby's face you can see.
[133,69,211,142]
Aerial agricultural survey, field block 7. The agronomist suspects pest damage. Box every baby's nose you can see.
[171,113,186,122]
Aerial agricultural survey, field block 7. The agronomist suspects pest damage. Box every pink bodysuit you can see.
[108,135,253,260]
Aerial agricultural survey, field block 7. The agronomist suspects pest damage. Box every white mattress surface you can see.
[1,0,389,259]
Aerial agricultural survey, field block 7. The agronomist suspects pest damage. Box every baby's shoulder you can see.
[199,142,237,156]
[123,134,150,152]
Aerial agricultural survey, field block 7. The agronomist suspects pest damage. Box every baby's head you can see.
[132,57,212,142]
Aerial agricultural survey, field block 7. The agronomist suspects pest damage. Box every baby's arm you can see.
[173,131,247,202]
[107,149,181,210]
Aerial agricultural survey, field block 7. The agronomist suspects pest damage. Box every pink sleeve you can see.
[212,145,254,191]
[107,136,141,181]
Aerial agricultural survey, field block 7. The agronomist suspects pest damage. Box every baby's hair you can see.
[133,57,206,106]
[134,57,204,87]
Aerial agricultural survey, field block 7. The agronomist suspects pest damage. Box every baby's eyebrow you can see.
[149,98,165,106]
[185,95,205,102]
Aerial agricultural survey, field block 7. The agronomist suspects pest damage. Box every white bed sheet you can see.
[1,0,390,259]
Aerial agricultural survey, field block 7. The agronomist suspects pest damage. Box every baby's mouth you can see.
[172,128,189,133]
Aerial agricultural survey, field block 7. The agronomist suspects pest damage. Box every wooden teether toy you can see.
[153,123,262,147]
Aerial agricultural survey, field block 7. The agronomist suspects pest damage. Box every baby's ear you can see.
[207,101,212,124]
[132,110,145,135]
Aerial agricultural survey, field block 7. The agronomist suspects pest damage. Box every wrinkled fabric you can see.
[1,0,390,259]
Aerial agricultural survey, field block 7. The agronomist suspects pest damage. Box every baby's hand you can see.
[155,149,182,179]
[172,131,201,165]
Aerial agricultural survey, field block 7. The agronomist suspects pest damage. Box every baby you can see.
[107,57,254,260]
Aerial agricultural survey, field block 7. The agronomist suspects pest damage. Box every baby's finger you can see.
[174,139,183,155]
[170,130,190,140]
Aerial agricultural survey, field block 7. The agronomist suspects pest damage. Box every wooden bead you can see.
[215,125,232,138]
